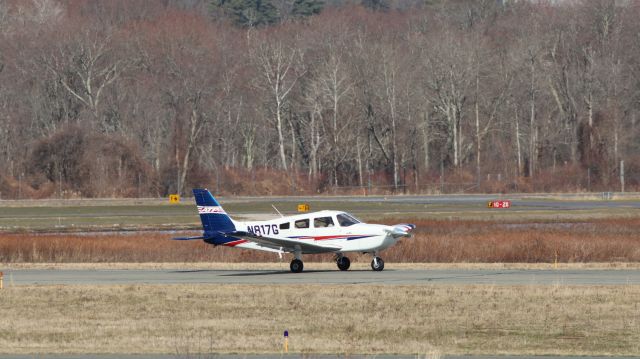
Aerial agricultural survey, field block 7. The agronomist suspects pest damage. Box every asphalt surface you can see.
[252,193,640,206]
[5,268,640,286]
[224,194,640,221]
[231,194,640,213]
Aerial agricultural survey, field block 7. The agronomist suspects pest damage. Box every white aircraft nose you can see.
[388,223,415,238]
[386,226,411,239]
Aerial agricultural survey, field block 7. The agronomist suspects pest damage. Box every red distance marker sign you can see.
[488,200,511,209]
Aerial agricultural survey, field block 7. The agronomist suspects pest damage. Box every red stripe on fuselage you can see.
[289,235,369,241]
[312,235,347,241]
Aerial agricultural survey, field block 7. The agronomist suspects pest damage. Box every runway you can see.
[6,268,640,286]
[250,194,640,209]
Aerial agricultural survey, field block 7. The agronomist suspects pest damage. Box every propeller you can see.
[386,223,416,238]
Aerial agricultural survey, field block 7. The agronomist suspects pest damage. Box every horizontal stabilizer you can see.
[172,236,207,241]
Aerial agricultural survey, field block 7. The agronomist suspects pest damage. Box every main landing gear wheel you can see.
[371,256,384,271]
[336,256,351,271]
[290,259,304,273]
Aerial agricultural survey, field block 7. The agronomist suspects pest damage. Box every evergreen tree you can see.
[291,0,324,17]
[212,0,280,27]
[361,0,389,11]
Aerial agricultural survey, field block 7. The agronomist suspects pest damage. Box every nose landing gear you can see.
[371,255,384,271]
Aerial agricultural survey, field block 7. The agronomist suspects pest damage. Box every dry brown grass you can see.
[0,284,638,355]
[1,217,640,263]
[5,262,640,270]
[393,218,640,263]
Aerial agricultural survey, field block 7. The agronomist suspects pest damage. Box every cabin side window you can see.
[279,222,290,230]
[313,216,335,228]
[294,219,309,229]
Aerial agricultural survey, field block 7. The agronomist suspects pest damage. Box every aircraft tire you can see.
[290,259,304,273]
[337,256,351,271]
[371,257,384,271]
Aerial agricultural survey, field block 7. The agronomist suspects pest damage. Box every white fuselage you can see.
[228,210,398,254]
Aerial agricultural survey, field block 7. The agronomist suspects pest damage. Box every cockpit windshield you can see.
[336,213,361,227]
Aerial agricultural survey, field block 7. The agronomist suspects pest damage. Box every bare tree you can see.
[2,0,640,198]
[147,15,222,195]
[42,28,130,127]
[311,49,352,186]
[252,39,305,170]
[425,30,474,168]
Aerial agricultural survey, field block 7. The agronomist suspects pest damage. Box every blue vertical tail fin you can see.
[193,189,236,235]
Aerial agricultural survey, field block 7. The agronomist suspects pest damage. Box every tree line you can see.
[0,0,639,198]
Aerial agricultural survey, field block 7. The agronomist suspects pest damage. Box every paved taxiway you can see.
[251,194,640,209]
[6,268,640,286]
[231,194,640,217]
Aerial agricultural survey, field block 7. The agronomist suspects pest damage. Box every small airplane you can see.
[174,189,415,273]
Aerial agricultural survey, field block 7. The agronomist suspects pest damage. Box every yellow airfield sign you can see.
[169,194,180,204]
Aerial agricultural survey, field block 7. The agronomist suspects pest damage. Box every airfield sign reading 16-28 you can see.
[488,200,511,209]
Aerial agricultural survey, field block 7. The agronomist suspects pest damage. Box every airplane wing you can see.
[225,231,342,254]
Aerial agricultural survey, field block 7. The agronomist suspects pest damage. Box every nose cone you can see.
[389,223,416,238]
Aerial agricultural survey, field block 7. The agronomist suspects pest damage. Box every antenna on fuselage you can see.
[272,204,284,217]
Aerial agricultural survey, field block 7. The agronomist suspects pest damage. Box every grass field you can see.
[1,197,638,356]
[5,262,640,270]
[2,218,640,263]
[0,284,638,355]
